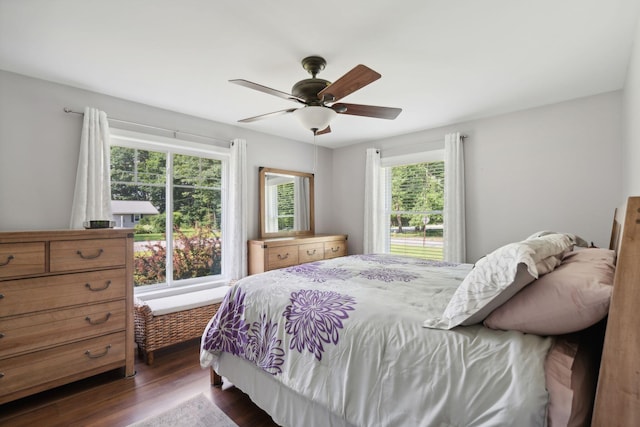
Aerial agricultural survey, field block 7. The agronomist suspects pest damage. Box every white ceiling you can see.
[1,0,639,148]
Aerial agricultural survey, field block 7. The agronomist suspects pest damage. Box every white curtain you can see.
[265,184,278,232]
[293,176,310,230]
[363,148,387,254]
[70,107,113,229]
[444,132,466,263]
[224,138,248,280]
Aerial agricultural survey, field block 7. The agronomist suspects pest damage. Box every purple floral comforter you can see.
[200,254,552,427]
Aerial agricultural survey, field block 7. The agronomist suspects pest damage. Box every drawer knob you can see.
[85,344,112,359]
[277,253,289,260]
[0,255,14,267]
[331,247,340,252]
[76,248,104,260]
[0,333,4,339]
[85,312,112,325]
[85,280,112,292]
[307,249,316,255]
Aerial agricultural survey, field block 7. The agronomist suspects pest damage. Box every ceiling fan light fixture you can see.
[294,106,336,133]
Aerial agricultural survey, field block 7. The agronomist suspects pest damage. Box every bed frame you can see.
[209,196,640,426]
[592,196,640,426]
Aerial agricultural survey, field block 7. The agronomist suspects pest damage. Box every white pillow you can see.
[536,255,563,276]
[526,230,589,248]
[423,233,574,329]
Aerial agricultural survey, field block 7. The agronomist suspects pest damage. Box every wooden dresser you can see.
[248,234,348,275]
[0,229,134,404]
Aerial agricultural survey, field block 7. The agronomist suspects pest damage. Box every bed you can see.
[200,196,640,427]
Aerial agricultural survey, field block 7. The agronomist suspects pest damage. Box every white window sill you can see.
[136,286,229,316]
[135,278,229,301]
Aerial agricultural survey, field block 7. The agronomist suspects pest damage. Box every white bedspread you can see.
[200,254,552,427]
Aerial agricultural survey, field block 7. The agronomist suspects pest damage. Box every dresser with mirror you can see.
[248,167,347,275]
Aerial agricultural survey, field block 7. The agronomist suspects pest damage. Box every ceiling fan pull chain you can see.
[313,132,317,175]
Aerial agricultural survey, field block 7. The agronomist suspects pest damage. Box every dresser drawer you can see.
[0,242,45,279]
[0,331,126,400]
[50,238,126,272]
[0,300,125,359]
[299,242,324,264]
[267,245,299,270]
[0,269,126,317]
[324,240,347,259]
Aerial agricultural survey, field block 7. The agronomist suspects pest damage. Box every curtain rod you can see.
[379,133,469,155]
[397,134,468,147]
[428,134,468,143]
[63,108,231,145]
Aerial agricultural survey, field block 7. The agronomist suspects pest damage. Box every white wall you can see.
[332,92,623,262]
[0,70,334,240]
[622,16,640,198]
[1,70,627,264]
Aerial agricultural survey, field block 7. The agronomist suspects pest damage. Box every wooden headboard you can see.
[592,196,640,426]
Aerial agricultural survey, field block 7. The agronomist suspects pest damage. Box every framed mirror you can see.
[259,167,315,238]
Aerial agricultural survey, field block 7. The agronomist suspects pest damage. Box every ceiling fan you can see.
[230,56,402,135]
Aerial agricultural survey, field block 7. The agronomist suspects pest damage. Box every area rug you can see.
[128,393,238,427]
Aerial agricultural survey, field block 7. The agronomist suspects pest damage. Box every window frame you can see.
[381,147,445,258]
[109,128,230,297]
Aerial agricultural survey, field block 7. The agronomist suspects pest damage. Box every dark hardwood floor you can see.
[0,339,280,427]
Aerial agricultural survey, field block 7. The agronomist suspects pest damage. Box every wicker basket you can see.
[134,301,221,365]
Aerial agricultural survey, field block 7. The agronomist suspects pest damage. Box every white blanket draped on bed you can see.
[200,254,552,427]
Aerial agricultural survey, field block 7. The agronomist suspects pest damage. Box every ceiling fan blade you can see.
[238,108,298,123]
[332,103,402,120]
[315,126,331,135]
[230,79,306,103]
[318,64,381,102]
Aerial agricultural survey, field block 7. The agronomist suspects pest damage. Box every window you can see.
[383,150,445,260]
[110,129,229,293]
[264,174,295,231]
